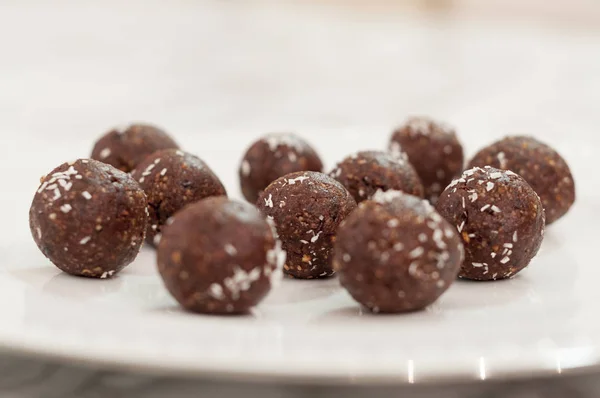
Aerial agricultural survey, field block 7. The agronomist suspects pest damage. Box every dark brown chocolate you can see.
[239,133,323,203]
[131,149,227,247]
[157,197,285,314]
[91,123,179,172]
[29,159,148,278]
[334,190,463,313]
[436,166,545,281]
[256,171,357,279]
[390,117,464,204]
[330,150,424,203]
[467,136,575,224]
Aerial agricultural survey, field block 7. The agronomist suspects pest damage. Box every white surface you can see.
[1,0,599,385]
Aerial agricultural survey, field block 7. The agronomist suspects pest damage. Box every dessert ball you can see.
[329,150,424,203]
[91,123,179,172]
[157,197,286,314]
[131,149,227,246]
[29,159,148,278]
[389,117,464,204]
[334,190,463,313]
[256,171,357,279]
[467,136,575,225]
[239,133,324,203]
[436,166,545,281]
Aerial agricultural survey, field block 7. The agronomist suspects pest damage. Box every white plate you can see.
[1,0,600,385]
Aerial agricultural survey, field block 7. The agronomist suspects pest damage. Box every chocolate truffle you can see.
[131,149,227,246]
[239,133,324,203]
[436,166,545,281]
[29,159,148,278]
[157,197,286,314]
[467,136,575,225]
[333,190,463,313]
[256,171,357,279]
[91,123,179,172]
[329,150,424,203]
[389,117,464,204]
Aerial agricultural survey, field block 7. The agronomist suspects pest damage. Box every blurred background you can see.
[1,0,599,396]
[1,0,598,229]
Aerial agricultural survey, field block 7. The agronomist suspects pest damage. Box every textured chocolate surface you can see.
[257,171,357,279]
[330,150,424,203]
[334,190,463,313]
[91,124,179,172]
[131,149,227,246]
[239,133,323,203]
[467,135,575,224]
[157,197,285,314]
[436,166,545,281]
[390,117,464,204]
[29,159,148,278]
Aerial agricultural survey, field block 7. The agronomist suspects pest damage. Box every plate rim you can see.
[1,319,599,386]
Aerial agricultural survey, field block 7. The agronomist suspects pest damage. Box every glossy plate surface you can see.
[0,0,599,384]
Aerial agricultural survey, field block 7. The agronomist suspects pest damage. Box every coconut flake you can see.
[99,148,111,159]
[224,244,238,256]
[371,189,404,204]
[60,204,72,213]
[264,194,274,208]
[241,160,251,176]
[497,152,507,168]
[287,175,309,185]
[387,219,400,228]
[79,236,91,245]
[409,247,424,259]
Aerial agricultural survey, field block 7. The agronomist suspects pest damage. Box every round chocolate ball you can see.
[467,136,575,225]
[256,171,357,279]
[91,123,179,172]
[329,150,424,203]
[239,133,324,203]
[157,197,286,314]
[333,190,463,313]
[389,117,464,204]
[29,159,148,278]
[131,149,227,246]
[436,166,545,281]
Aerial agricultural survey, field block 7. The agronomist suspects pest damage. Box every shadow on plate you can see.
[312,296,450,324]
[151,304,260,321]
[41,272,124,300]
